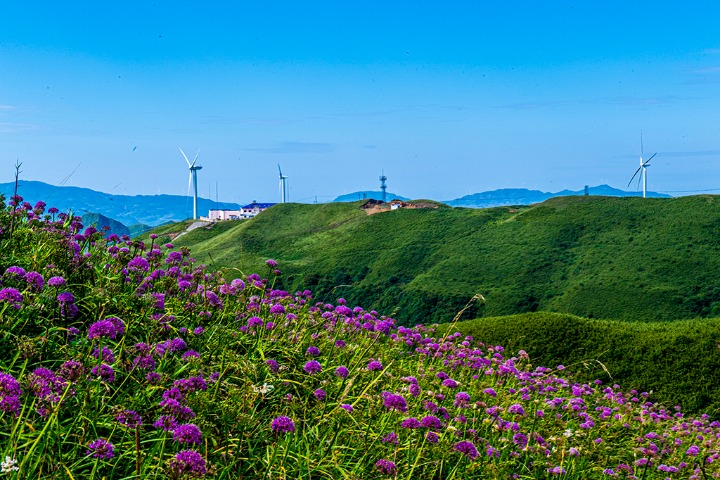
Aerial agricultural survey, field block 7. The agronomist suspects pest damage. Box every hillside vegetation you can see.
[148,195,720,325]
[438,312,720,416]
[4,195,720,478]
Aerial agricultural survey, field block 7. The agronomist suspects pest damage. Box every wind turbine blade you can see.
[278,164,283,178]
[191,148,200,167]
[187,172,193,198]
[179,147,192,168]
[640,132,644,159]
[627,166,642,187]
[644,153,657,165]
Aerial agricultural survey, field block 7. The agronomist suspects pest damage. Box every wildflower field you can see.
[1,195,719,479]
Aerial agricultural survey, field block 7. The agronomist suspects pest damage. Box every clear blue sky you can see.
[2,1,720,203]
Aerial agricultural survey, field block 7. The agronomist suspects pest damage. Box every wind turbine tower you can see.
[626,134,657,198]
[379,172,387,203]
[278,164,288,203]
[179,147,202,219]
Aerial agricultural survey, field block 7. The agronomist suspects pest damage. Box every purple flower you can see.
[4,266,26,278]
[128,256,150,272]
[686,445,700,457]
[182,350,200,360]
[58,360,85,382]
[512,433,528,448]
[335,366,349,378]
[57,291,75,304]
[154,415,179,431]
[92,346,115,363]
[454,391,471,407]
[133,354,157,371]
[303,360,322,375]
[168,449,207,477]
[87,439,115,459]
[116,410,142,428]
[420,415,443,429]
[0,371,22,416]
[381,431,399,444]
[47,276,66,288]
[271,416,295,434]
[400,417,422,429]
[0,288,23,309]
[173,423,203,445]
[426,431,439,443]
[454,441,479,460]
[91,364,115,382]
[508,404,526,416]
[483,388,497,397]
[367,360,383,371]
[306,346,320,357]
[88,320,120,340]
[266,359,279,373]
[340,404,354,412]
[24,271,44,290]
[441,378,458,389]
[548,466,567,475]
[247,316,264,328]
[382,392,408,413]
[375,459,397,475]
[269,303,286,315]
[266,259,278,267]
[314,388,327,401]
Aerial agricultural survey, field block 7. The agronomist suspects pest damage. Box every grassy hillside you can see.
[5,194,720,478]
[145,195,720,326]
[438,312,720,415]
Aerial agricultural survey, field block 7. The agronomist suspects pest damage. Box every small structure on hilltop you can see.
[360,198,439,215]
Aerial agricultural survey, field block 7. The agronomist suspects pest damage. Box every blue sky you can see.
[2,1,720,204]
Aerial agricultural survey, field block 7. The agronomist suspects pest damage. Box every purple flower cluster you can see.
[173,423,203,445]
[87,439,114,459]
[381,391,408,413]
[271,416,295,434]
[303,360,322,375]
[0,287,23,309]
[88,317,125,340]
[168,450,207,477]
[116,409,142,428]
[0,371,22,416]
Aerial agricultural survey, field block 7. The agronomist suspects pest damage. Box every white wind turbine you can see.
[278,164,288,203]
[627,135,657,198]
[179,147,202,219]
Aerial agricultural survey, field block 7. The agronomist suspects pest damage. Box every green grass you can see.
[5,194,720,478]
[438,312,720,415]
[144,195,720,325]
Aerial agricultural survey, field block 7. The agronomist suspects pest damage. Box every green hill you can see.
[438,312,720,415]
[146,195,720,325]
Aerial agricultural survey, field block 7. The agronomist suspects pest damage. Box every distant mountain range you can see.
[0,180,241,226]
[443,184,670,208]
[1,181,672,228]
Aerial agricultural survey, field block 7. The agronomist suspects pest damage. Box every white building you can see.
[208,202,277,221]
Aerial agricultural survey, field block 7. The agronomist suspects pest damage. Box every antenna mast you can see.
[379,171,387,203]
